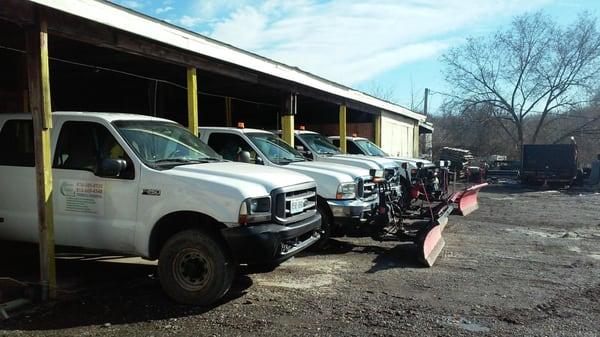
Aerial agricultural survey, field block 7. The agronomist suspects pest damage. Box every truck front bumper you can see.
[327,198,379,227]
[221,213,321,265]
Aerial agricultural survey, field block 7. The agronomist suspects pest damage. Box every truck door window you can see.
[346,141,362,154]
[0,120,34,167]
[53,121,134,179]
[207,133,257,163]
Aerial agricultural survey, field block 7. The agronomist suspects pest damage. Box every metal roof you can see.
[28,0,426,122]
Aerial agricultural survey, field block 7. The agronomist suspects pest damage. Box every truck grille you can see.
[358,178,377,201]
[274,185,317,225]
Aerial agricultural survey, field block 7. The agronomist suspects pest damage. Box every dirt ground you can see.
[1,184,599,337]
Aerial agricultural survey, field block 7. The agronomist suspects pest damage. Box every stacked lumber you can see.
[440,147,475,178]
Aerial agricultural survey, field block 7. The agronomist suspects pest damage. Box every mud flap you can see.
[450,183,488,216]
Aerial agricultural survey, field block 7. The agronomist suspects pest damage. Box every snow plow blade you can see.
[450,183,488,216]
[418,221,445,267]
[417,203,452,267]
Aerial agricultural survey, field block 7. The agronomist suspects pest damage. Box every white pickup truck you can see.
[0,112,321,305]
[198,127,380,247]
[288,130,403,198]
[329,135,443,202]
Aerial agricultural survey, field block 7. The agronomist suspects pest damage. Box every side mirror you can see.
[237,151,251,163]
[98,158,127,177]
[416,162,423,169]
[255,156,264,165]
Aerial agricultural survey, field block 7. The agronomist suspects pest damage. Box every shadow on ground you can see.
[0,242,252,331]
[299,238,426,272]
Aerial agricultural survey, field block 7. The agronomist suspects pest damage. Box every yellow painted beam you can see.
[187,67,198,136]
[374,114,381,147]
[225,96,232,127]
[281,114,294,147]
[26,11,56,300]
[339,104,347,153]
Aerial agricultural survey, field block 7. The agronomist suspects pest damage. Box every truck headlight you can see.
[239,197,271,225]
[336,182,357,200]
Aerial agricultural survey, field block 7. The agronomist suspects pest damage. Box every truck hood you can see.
[285,161,370,198]
[325,154,399,170]
[169,162,314,193]
[288,161,370,181]
[387,156,435,169]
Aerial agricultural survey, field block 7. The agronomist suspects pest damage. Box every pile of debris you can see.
[440,147,475,178]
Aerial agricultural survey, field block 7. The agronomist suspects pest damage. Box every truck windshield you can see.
[113,121,221,167]
[299,133,341,155]
[247,132,306,164]
[355,139,388,157]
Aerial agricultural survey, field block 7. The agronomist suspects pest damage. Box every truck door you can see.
[52,121,139,252]
[206,132,259,163]
[0,119,38,242]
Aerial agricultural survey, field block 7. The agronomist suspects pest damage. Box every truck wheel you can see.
[309,205,332,251]
[158,229,234,305]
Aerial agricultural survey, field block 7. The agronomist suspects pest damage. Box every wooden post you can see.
[374,113,381,147]
[413,124,420,157]
[187,67,198,136]
[25,10,56,300]
[225,96,232,127]
[339,104,347,153]
[281,94,296,147]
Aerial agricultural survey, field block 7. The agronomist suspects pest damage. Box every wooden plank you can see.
[374,113,381,147]
[187,67,198,136]
[25,9,56,300]
[281,94,296,147]
[413,124,420,157]
[281,115,294,147]
[339,104,347,153]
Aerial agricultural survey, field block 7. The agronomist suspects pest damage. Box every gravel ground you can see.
[1,184,599,337]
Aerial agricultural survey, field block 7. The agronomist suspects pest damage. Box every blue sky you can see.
[110,0,599,113]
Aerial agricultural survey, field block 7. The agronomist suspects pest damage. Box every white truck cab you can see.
[329,135,443,202]
[289,130,403,197]
[0,112,320,305]
[198,127,380,246]
[329,135,436,178]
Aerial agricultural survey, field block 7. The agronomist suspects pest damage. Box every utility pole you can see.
[423,88,429,116]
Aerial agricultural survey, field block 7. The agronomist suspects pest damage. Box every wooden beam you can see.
[413,124,420,157]
[281,115,294,147]
[339,104,347,154]
[374,113,381,147]
[187,67,198,136]
[25,9,56,300]
[281,94,297,147]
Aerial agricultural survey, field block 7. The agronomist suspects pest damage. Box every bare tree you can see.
[364,81,397,103]
[441,11,600,151]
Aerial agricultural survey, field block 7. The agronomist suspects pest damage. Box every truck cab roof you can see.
[0,111,175,124]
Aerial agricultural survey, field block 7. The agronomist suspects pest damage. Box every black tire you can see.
[158,229,234,305]
[308,205,332,251]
